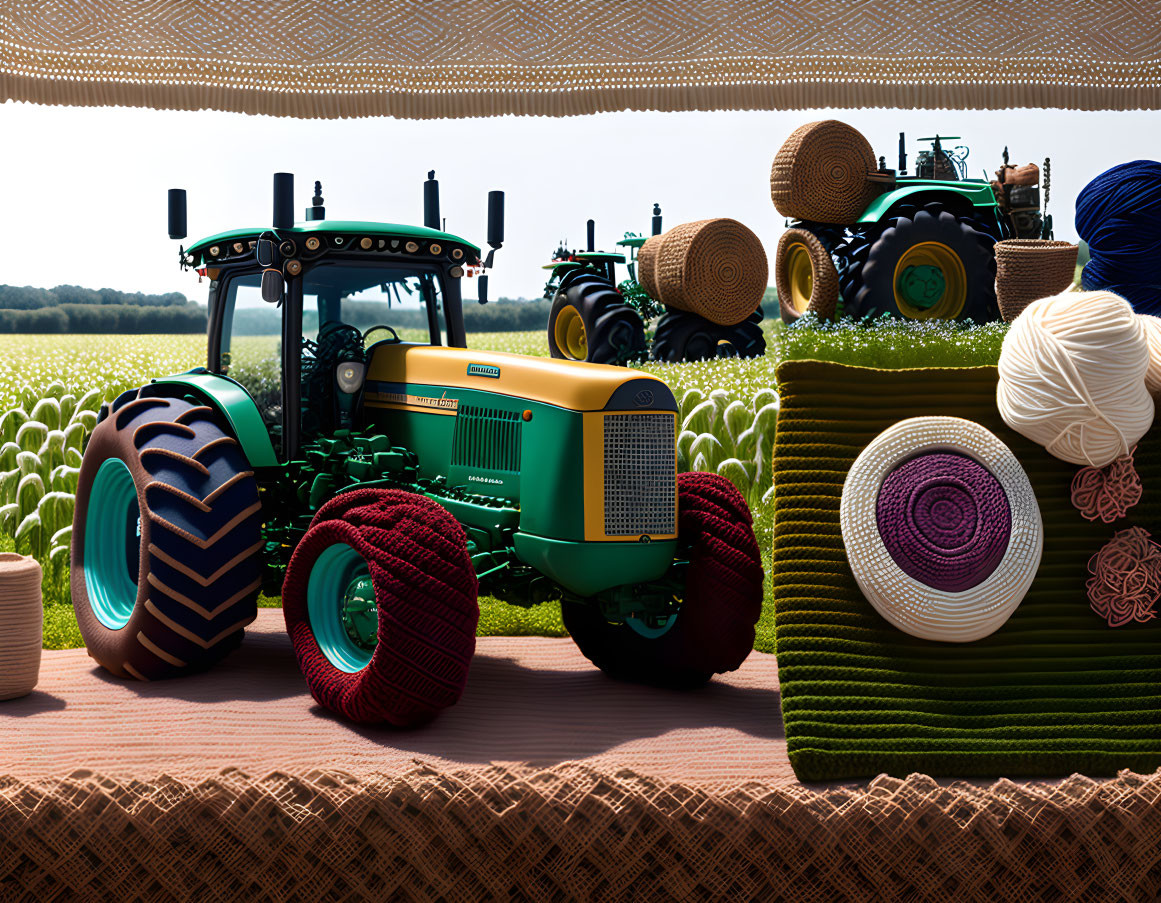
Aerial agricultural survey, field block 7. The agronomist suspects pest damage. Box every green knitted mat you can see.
[772,361,1161,782]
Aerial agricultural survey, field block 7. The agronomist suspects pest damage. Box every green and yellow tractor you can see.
[69,174,764,725]
[772,121,1052,324]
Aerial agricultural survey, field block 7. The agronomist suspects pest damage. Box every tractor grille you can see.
[603,414,676,536]
[451,406,522,472]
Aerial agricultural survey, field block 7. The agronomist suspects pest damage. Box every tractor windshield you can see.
[213,261,447,442]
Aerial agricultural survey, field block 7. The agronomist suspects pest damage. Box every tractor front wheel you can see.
[282,488,479,726]
[71,391,263,680]
[547,274,646,365]
[650,309,767,362]
[562,472,764,688]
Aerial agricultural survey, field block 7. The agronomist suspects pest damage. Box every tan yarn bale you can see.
[637,234,664,300]
[0,553,42,701]
[770,120,880,224]
[655,219,767,326]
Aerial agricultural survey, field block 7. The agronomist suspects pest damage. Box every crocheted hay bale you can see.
[770,120,880,224]
[840,416,1043,643]
[775,227,839,322]
[994,239,1079,321]
[655,218,768,326]
[636,233,664,300]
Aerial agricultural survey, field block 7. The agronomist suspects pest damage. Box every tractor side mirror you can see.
[260,268,284,304]
[477,274,489,305]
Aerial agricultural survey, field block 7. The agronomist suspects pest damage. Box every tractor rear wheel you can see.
[282,488,479,726]
[71,391,263,680]
[836,202,998,322]
[548,274,646,365]
[562,472,763,688]
[650,309,767,362]
[775,226,841,323]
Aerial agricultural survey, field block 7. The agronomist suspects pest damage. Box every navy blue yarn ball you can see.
[1075,160,1161,315]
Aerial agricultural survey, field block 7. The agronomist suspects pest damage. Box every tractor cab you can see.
[170,173,503,460]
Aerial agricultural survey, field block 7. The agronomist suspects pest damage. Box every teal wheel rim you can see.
[85,457,141,630]
[308,542,378,673]
[626,612,678,639]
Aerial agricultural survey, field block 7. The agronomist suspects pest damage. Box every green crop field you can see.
[3,316,1007,655]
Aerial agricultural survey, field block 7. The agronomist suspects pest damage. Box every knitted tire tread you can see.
[650,309,767,362]
[71,390,262,680]
[283,488,479,726]
[562,472,764,688]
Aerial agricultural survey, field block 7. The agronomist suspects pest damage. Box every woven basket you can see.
[0,553,42,700]
[637,234,663,300]
[770,120,880,224]
[654,218,767,326]
[995,239,1079,321]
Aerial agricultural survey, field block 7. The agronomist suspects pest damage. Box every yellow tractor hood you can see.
[367,344,674,412]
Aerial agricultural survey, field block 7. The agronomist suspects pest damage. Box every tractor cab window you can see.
[299,263,446,438]
[214,272,283,431]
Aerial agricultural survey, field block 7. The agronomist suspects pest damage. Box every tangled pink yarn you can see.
[1086,527,1161,627]
[1071,449,1143,523]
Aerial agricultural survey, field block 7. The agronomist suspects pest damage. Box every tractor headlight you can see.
[336,361,365,394]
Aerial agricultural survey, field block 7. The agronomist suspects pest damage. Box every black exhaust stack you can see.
[586,219,595,252]
[167,189,187,240]
[424,171,441,230]
[651,203,662,236]
[306,181,325,221]
[898,133,907,175]
[273,173,294,230]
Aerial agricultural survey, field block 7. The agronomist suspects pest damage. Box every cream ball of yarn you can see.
[1141,314,1161,395]
[997,291,1155,468]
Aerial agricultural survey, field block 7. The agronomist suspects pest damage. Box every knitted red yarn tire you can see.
[562,472,764,688]
[282,489,479,726]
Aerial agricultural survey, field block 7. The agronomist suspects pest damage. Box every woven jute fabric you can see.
[995,239,1080,321]
[655,219,767,326]
[1,764,1159,902]
[4,1,1161,118]
[772,361,1161,782]
[637,234,663,301]
[770,121,882,224]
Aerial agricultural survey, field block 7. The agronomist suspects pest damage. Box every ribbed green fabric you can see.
[772,361,1161,782]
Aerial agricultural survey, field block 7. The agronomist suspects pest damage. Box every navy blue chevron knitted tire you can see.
[71,390,263,680]
[562,471,764,688]
[282,489,480,726]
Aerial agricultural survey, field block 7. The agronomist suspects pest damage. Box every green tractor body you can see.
[70,174,765,721]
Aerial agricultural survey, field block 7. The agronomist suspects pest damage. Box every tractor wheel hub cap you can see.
[897,264,946,309]
[340,574,378,650]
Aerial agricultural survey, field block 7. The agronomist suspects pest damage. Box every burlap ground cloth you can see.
[2,611,1159,901]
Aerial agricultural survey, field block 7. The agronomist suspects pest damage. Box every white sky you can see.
[2,102,1160,303]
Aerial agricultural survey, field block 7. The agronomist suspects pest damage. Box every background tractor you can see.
[772,121,1053,324]
[69,174,764,725]
[544,207,768,365]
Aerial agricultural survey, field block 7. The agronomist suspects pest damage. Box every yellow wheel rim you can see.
[554,305,588,359]
[786,243,814,314]
[892,241,967,319]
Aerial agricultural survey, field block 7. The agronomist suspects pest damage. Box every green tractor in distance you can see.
[69,173,764,726]
[772,121,1052,324]
[544,207,767,365]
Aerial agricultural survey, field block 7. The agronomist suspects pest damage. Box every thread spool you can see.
[997,291,1155,468]
[0,553,43,700]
